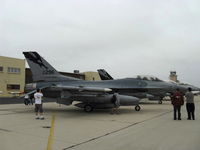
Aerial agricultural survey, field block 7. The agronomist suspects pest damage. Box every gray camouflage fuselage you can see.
[23,51,180,111]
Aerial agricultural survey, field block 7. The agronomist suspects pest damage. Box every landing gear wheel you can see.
[135,105,141,111]
[158,100,163,104]
[84,105,93,112]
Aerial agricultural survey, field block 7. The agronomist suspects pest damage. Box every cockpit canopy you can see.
[135,75,163,82]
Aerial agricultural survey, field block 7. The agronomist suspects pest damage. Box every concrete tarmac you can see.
[0,97,199,150]
[0,97,55,104]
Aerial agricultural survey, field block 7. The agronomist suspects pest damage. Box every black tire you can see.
[158,100,163,104]
[135,105,141,111]
[84,105,93,112]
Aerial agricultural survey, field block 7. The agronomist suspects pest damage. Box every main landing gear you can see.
[84,104,94,112]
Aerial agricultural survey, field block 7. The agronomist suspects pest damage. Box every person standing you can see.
[29,94,34,105]
[110,93,120,114]
[185,87,195,120]
[171,88,184,120]
[24,94,30,105]
[34,89,44,120]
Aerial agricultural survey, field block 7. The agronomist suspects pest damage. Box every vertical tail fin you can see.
[97,69,113,80]
[23,51,78,82]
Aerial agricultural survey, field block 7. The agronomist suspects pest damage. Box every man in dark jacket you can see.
[171,88,184,120]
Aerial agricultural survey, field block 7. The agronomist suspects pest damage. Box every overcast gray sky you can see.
[0,0,200,86]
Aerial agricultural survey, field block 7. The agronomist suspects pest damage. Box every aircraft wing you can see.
[22,85,51,97]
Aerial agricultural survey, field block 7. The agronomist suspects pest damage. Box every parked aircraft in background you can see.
[9,91,23,97]
[98,69,113,80]
[23,52,179,112]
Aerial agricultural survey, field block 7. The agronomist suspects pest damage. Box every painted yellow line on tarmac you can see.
[46,114,56,150]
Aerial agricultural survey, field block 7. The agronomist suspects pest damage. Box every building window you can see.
[0,66,3,72]
[7,84,20,90]
[7,67,21,74]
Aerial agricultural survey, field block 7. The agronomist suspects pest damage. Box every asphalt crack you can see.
[0,128,12,132]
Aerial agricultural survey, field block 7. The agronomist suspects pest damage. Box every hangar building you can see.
[0,56,25,97]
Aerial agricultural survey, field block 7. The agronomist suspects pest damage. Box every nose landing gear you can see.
[135,105,141,111]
